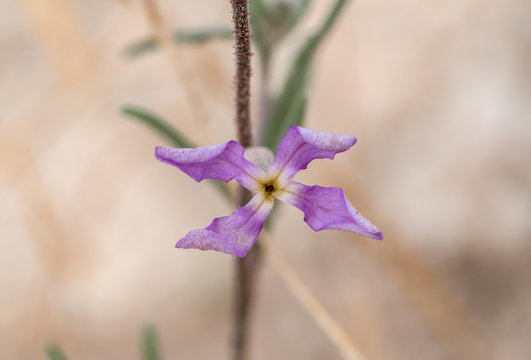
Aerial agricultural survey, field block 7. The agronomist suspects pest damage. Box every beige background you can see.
[1,0,530,359]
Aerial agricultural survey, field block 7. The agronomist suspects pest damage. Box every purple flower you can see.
[155,126,383,257]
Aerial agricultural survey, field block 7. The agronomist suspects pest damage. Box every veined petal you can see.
[176,195,274,257]
[278,182,383,240]
[155,141,262,190]
[270,126,356,183]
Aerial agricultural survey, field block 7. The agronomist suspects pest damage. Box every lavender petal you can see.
[279,182,383,240]
[175,195,274,257]
[155,141,261,190]
[270,126,357,183]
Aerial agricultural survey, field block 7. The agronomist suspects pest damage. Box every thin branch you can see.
[232,0,253,147]
[260,232,368,360]
[139,0,211,142]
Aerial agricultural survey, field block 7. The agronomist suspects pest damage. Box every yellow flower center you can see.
[264,182,275,194]
[257,176,283,200]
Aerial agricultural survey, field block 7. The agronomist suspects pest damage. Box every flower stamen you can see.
[264,183,275,193]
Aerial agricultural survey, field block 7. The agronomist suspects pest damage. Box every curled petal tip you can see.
[154,146,165,159]
[175,232,250,258]
[371,231,384,241]
[175,229,242,256]
[295,126,357,152]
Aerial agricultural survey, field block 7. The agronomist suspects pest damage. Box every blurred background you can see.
[1,0,530,359]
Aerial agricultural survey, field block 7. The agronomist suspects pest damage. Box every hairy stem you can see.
[231,1,259,360]
[232,0,252,147]
[234,190,262,360]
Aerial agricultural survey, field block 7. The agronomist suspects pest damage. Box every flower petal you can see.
[155,141,261,190]
[278,182,383,240]
[270,126,357,183]
[175,195,274,257]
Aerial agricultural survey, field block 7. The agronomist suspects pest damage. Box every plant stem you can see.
[231,1,259,360]
[234,189,262,360]
[232,0,252,148]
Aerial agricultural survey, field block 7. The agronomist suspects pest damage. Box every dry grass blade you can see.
[331,172,495,360]
[260,232,368,360]
[139,0,210,140]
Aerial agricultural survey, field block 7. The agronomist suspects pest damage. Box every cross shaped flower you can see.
[155,125,383,257]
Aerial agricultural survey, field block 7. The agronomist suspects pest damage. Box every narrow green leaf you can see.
[122,105,195,148]
[252,0,310,67]
[125,27,233,58]
[141,324,162,360]
[287,85,308,128]
[45,344,68,360]
[122,104,233,202]
[292,0,311,22]
[251,0,272,18]
[263,0,350,150]
[172,27,233,43]
[267,0,311,41]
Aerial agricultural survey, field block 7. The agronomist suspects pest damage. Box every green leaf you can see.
[286,84,308,129]
[125,27,233,58]
[292,0,312,22]
[263,0,350,150]
[267,0,311,41]
[122,104,195,148]
[122,104,233,202]
[45,344,68,360]
[141,324,162,360]
[251,0,311,69]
